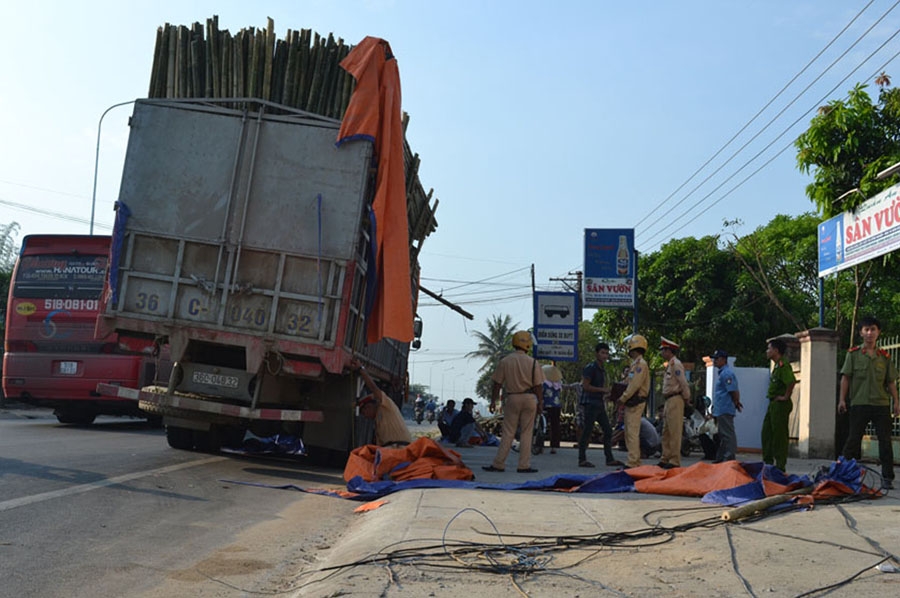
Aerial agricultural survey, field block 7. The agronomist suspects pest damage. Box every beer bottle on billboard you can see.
[616,235,629,276]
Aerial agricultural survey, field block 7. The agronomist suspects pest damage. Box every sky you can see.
[2,1,900,408]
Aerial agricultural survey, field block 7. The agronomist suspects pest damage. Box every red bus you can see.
[2,234,166,424]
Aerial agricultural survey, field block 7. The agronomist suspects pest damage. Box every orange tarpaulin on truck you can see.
[336,36,413,344]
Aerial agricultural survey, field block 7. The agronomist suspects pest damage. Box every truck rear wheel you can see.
[166,425,195,450]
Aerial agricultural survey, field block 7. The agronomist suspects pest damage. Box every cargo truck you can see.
[95,98,436,462]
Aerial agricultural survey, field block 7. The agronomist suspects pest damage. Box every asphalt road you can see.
[0,406,350,597]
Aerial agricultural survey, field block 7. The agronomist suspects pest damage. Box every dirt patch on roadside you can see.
[136,492,358,597]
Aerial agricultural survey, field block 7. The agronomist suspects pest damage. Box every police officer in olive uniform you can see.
[837,316,900,489]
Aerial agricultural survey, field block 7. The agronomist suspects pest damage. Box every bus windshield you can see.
[13,253,108,300]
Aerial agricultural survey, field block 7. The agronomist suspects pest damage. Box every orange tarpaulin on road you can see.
[622,460,809,496]
[344,437,475,483]
[337,36,412,344]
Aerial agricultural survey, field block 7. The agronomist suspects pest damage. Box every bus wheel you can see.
[166,425,195,450]
[55,410,97,425]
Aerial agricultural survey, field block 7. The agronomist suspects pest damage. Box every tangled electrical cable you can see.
[194,462,898,597]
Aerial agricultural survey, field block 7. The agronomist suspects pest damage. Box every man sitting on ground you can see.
[438,400,458,440]
[448,398,487,447]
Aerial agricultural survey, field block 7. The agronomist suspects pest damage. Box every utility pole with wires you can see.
[549,270,583,323]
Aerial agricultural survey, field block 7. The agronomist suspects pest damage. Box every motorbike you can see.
[425,408,436,424]
[415,404,424,424]
[680,396,717,458]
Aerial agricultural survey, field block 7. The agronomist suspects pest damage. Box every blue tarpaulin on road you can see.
[226,456,872,507]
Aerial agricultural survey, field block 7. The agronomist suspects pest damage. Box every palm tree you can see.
[467,313,519,371]
[466,314,519,401]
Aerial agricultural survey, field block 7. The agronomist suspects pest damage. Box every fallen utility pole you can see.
[420,285,474,320]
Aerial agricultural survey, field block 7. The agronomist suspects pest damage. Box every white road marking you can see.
[0,456,225,512]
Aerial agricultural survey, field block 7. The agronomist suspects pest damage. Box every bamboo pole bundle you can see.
[297,29,312,108]
[304,33,323,112]
[262,18,275,102]
[165,26,176,98]
[149,26,164,97]
[181,26,192,97]
[146,17,394,121]
[281,30,298,106]
[222,32,232,105]
[315,34,335,115]
[272,38,286,105]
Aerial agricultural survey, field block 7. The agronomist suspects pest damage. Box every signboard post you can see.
[583,228,635,309]
[533,291,579,361]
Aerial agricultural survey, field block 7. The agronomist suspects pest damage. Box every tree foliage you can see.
[0,222,20,339]
[795,81,900,217]
[794,78,900,341]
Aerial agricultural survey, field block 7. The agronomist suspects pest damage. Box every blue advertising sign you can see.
[533,291,578,361]
[817,214,843,276]
[583,228,635,308]
[818,182,900,277]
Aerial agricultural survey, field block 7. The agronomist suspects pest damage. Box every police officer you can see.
[658,337,691,469]
[483,331,545,474]
[617,334,651,469]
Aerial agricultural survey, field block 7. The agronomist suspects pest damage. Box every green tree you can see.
[727,214,820,332]
[796,81,900,217]
[1,222,20,341]
[795,77,900,340]
[466,313,519,400]
[0,222,19,272]
[591,235,772,365]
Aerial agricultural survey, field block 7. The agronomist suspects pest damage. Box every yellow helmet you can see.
[511,330,533,352]
[627,334,648,353]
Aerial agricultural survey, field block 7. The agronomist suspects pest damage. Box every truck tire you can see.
[192,429,220,452]
[166,425,195,450]
[55,410,97,425]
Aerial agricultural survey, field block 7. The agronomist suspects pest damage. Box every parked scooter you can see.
[680,396,717,458]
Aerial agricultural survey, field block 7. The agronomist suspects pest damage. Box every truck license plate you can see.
[191,371,240,389]
[59,361,78,375]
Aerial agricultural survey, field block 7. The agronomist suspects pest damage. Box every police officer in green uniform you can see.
[838,316,900,490]
[762,338,796,472]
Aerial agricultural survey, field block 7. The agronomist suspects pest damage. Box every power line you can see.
[0,197,112,231]
[0,178,91,200]
[637,10,900,251]
[633,0,880,233]
[420,265,531,293]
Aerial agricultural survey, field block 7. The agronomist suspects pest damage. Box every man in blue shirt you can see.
[711,349,742,463]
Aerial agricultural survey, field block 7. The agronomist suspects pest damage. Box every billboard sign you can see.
[583,228,635,308]
[818,182,900,277]
[533,291,578,361]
